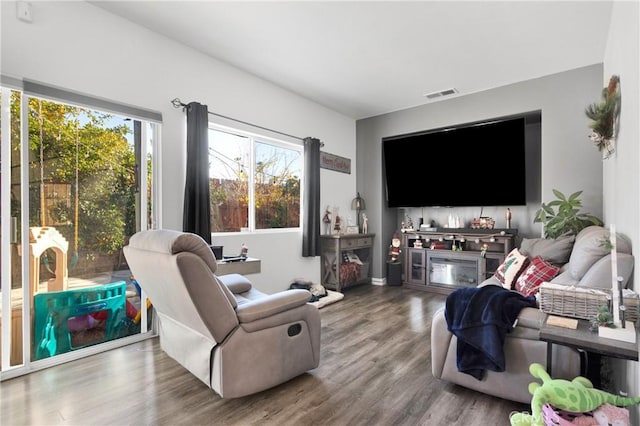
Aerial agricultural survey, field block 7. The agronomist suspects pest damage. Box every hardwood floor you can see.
[1,285,528,425]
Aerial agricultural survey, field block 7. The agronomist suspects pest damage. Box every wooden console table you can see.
[539,315,638,387]
[401,228,515,294]
[320,234,374,292]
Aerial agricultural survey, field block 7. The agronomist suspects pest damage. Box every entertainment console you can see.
[401,228,516,294]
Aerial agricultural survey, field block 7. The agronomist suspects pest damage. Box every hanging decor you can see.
[585,75,621,159]
[320,151,351,174]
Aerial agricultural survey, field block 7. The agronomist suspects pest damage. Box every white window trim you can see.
[208,122,303,235]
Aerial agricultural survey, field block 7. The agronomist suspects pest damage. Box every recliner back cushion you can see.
[125,230,239,343]
[128,229,218,274]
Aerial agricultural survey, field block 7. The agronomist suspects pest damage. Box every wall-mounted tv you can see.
[383,116,527,208]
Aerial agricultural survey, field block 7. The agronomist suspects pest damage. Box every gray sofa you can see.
[431,226,634,403]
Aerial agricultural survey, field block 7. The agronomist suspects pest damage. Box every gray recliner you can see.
[123,229,321,398]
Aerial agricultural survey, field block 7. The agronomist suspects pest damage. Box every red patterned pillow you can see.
[495,248,530,290]
[515,256,561,296]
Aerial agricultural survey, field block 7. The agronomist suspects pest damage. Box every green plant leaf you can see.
[534,189,603,239]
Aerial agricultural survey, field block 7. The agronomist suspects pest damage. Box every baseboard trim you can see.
[372,277,386,286]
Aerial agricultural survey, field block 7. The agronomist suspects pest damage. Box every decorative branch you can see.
[585,75,620,159]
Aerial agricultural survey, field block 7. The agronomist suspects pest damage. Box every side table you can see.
[320,233,374,292]
[539,315,638,387]
[216,257,261,276]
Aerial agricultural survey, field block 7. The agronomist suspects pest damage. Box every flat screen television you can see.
[383,116,527,208]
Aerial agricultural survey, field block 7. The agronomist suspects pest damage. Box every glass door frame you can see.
[1,85,161,378]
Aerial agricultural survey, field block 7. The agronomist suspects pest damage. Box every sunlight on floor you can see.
[409,297,425,332]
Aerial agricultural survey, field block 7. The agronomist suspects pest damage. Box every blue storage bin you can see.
[33,281,127,360]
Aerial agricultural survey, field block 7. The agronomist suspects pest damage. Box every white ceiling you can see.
[91,1,613,120]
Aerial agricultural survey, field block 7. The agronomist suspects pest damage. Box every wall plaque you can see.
[320,151,351,174]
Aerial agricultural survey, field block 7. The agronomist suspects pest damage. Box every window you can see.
[209,126,302,233]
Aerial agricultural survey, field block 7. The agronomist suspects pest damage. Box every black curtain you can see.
[182,102,212,244]
[302,137,321,257]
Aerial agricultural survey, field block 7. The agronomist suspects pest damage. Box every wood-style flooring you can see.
[1,285,528,425]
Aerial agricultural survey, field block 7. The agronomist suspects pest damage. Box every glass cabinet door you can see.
[427,252,484,290]
[407,248,426,285]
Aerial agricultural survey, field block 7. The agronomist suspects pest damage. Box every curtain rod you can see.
[171,98,322,145]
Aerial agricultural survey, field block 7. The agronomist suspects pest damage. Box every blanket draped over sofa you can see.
[444,285,536,380]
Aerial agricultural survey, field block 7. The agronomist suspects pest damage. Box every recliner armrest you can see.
[235,289,312,323]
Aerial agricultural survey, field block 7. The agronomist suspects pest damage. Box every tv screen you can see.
[383,117,527,208]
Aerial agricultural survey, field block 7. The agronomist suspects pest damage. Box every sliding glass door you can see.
[1,86,159,374]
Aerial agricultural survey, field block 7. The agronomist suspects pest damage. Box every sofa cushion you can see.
[569,226,632,281]
[495,248,530,289]
[519,234,575,266]
[515,256,560,296]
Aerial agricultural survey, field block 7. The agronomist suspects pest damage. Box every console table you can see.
[320,234,374,292]
[539,315,638,387]
[401,228,515,294]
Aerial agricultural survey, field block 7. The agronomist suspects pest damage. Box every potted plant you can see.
[534,189,603,239]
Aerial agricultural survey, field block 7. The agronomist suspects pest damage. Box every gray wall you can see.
[357,64,604,280]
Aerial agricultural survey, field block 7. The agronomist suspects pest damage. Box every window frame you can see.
[1,81,161,376]
[208,122,303,235]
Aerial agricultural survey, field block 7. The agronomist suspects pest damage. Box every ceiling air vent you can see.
[424,88,458,100]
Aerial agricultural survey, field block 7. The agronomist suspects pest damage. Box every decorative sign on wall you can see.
[320,151,351,174]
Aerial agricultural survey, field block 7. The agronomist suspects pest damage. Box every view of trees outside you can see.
[9,93,145,281]
[209,128,301,232]
[1,90,156,367]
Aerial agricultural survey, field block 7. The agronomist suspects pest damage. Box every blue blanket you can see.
[444,284,536,380]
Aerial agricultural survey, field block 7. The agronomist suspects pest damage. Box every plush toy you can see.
[509,363,640,426]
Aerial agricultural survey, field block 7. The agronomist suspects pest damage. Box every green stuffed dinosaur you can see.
[509,362,640,426]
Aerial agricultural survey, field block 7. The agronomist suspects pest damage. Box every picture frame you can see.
[345,226,359,234]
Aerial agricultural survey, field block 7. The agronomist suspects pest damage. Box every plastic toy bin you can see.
[33,281,127,360]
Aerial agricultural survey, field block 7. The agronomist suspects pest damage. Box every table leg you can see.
[577,348,587,377]
[546,341,552,375]
[585,351,601,388]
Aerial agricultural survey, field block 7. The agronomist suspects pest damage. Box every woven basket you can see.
[539,282,639,322]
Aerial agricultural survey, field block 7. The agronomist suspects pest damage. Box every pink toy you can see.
[67,314,100,332]
[592,403,629,426]
[541,403,629,426]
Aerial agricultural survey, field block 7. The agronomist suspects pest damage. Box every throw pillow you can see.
[519,234,575,266]
[495,248,530,290]
[515,256,561,296]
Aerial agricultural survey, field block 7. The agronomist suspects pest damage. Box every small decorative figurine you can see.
[480,243,489,257]
[334,215,342,233]
[405,215,414,231]
[240,242,248,258]
[506,208,512,228]
[389,232,402,263]
[413,236,423,248]
[322,206,331,234]
[361,213,368,234]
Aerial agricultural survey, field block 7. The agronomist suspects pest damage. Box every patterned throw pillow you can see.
[515,256,561,296]
[495,248,530,290]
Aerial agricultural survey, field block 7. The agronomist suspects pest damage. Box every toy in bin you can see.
[33,282,128,359]
[509,363,640,426]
